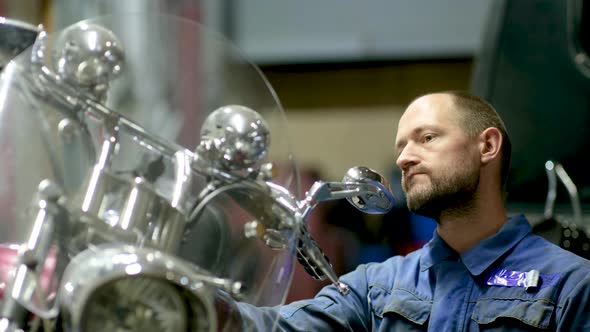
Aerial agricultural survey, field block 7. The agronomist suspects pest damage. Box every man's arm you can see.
[238,263,373,332]
[556,275,590,331]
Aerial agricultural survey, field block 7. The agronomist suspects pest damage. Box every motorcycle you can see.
[0,12,395,332]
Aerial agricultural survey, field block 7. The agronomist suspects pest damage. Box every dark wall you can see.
[471,0,590,205]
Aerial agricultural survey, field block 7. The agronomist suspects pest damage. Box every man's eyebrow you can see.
[413,125,439,134]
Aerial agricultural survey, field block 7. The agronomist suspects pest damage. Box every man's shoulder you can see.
[510,232,590,288]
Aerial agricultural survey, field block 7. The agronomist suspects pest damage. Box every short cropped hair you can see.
[443,91,512,192]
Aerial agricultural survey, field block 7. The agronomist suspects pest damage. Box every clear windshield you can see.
[0,12,299,330]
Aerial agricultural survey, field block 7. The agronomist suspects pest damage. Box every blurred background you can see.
[2,0,590,300]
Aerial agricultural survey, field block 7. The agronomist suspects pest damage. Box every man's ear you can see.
[479,127,502,164]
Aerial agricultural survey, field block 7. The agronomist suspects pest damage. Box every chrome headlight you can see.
[78,276,191,331]
[58,245,224,332]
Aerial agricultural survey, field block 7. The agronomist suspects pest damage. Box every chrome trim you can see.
[76,167,188,253]
[58,244,234,332]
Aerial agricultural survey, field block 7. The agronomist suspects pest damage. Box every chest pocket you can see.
[471,297,555,330]
[368,285,431,327]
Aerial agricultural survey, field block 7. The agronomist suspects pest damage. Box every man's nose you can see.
[396,145,419,170]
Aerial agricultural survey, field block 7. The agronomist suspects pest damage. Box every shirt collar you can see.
[420,228,457,272]
[419,214,532,276]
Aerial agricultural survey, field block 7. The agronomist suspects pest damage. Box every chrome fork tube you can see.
[0,180,68,327]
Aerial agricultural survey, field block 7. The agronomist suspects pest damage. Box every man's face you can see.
[394,94,481,219]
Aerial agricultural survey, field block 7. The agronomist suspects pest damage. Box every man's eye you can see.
[423,134,435,142]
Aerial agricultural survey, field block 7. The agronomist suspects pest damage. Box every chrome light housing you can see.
[59,244,227,332]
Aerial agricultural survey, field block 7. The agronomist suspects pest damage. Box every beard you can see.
[403,165,480,221]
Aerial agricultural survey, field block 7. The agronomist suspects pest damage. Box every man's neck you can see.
[436,194,508,253]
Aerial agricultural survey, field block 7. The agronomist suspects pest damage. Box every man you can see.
[239,91,590,331]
